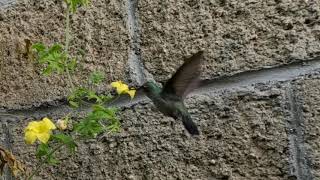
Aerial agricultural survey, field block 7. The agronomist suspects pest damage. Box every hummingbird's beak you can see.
[136,86,145,92]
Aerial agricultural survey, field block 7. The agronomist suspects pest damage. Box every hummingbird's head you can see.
[141,81,161,96]
[142,81,155,91]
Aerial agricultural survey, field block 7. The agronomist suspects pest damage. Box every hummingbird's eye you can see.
[142,84,149,91]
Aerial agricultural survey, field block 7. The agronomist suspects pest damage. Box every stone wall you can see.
[1,0,320,179]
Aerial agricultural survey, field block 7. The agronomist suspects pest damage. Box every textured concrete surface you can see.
[1,0,320,180]
[138,0,320,82]
[297,77,320,179]
[283,83,313,180]
[3,87,291,179]
[0,0,129,109]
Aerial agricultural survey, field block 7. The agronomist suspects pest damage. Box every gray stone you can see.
[1,0,320,179]
[138,0,320,82]
[0,0,16,8]
[296,77,320,179]
[3,86,291,179]
[0,0,129,109]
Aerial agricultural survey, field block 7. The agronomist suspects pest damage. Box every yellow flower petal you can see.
[111,81,129,94]
[111,81,121,87]
[119,85,129,94]
[24,131,37,144]
[42,118,56,130]
[127,89,136,99]
[25,121,39,131]
[24,117,56,144]
[36,133,51,144]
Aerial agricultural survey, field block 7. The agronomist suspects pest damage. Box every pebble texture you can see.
[0,0,129,109]
[298,77,320,179]
[139,0,320,82]
[4,87,290,179]
[0,0,320,180]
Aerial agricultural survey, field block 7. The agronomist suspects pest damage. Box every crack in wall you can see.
[285,84,313,180]
[2,123,12,150]
[126,0,146,86]
[2,56,320,118]
[0,0,16,8]
[197,57,320,95]
[1,118,14,180]
[125,0,152,153]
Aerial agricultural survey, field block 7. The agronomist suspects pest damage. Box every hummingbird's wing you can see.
[161,51,203,98]
[181,111,200,135]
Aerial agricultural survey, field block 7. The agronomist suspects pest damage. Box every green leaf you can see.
[52,134,77,153]
[74,117,104,138]
[74,104,120,138]
[65,0,90,13]
[68,58,77,72]
[107,119,120,133]
[91,105,113,119]
[32,43,46,52]
[91,104,105,112]
[86,90,102,103]
[47,155,59,165]
[36,143,50,159]
[100,94,113,102]
[42,66,53,76]
[36,143,60,165]
[93,105,118,119]
[69,100,79,108]
[68,87,112,107]
[52,134,73,144]
[89,71,104,85]
[49,44,63,53]
[32,42,70,75]
[68,87,90,107]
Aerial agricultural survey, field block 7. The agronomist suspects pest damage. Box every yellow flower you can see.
[56,119,67,131]
[126,89,136,99]
[111,81,128,94]
[111,81,136,99]
[24,118,56,144]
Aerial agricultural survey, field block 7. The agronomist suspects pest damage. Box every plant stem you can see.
[26,143,65,180]
[107,95,120,106]
[26,8,78,179]
[27,134,85,180]
[64,5,75,91]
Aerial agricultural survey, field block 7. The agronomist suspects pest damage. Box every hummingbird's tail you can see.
[181,114,200,135]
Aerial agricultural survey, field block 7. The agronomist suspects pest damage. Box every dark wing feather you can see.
[181,112,200,135]
[161,51,203,98]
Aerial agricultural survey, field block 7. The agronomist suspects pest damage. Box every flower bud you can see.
[56,119,67,130]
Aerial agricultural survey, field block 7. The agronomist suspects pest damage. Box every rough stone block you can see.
[138,0,320,82]
[297,76,320,179]
[3,86,291,179]
[0,0,129,109]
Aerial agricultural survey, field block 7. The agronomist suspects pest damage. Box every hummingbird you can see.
[141,51,203,135]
